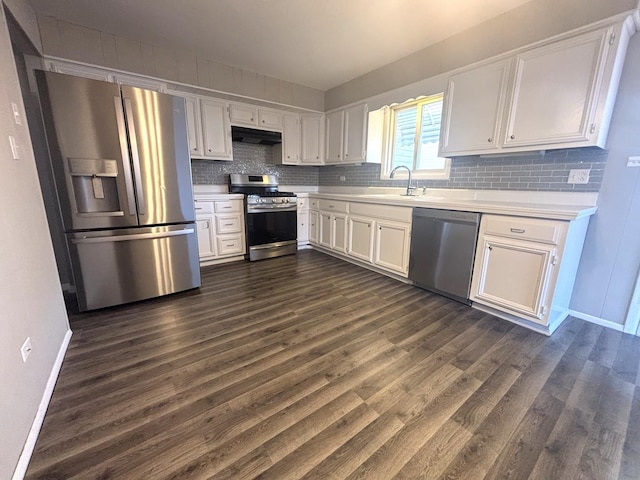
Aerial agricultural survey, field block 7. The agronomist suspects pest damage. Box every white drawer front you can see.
[216,235,244,256]
[483,215,563,245]
[216,214,242,234]
[214,200,242,213]
[194,200,214,214]
[318,199,349,213]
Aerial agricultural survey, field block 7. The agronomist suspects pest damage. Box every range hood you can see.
[232,126,282,145]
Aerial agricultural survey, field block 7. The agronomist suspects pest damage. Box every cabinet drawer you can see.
[215,214,242,234]
[483,215,563,245]
[318,199,349,213]
[194,201,214,214]
[309,198,319,210]
[214,200,241,213]
[216,235,244,256]
[297,197,307,210]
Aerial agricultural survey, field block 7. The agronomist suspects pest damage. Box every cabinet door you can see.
[201,99,233,160]
[229,104,257,126]
[348,216,374,263]
[297,210,309,243]
[319,212,332,247]
[374,220,410,275]
[196,216,216,258]
[471,237,555,323]
[309,210,319,244]
[343,103,368,163]
[301,114,324,164]
[281,113,300,164]
[439,61,509,155]
[258,109,283,130]
[184,96,203,156]
[325,110,344,164]
[503,28,611,147]
[332,214,348,253]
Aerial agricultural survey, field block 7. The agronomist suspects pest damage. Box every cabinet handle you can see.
[510,135,515,140]
[510,228,525,234]
[195,207,204,210]
[488,244,492,251]
[487,138,492,142]
[226,243,234,247]
[224,223,234,226]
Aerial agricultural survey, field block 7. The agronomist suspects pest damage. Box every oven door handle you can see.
[247,207,298,213]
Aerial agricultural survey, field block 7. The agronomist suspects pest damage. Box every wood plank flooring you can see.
[25,249,640,479]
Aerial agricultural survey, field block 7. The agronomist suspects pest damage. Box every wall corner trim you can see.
[11,329,73,480]
[567,309,625,332]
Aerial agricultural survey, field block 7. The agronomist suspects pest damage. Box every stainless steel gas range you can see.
[229,174,297,261]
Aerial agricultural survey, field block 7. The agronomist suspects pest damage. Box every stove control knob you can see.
[284,198,290,203]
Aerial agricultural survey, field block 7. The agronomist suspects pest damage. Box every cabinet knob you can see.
[487,138,492,143]
[488,244,493,251]
[510,135,515,140]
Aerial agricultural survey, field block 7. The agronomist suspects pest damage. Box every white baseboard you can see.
[12,329,72,480]
[568,310,624,332]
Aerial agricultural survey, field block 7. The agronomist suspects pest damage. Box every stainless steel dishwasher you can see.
[409,208,481,305]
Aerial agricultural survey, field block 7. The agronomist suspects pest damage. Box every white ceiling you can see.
[28,0,533,91]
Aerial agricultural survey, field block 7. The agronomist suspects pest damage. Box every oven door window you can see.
[247,210,297,246]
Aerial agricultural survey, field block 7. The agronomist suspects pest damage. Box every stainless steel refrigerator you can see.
[36,71,201,311]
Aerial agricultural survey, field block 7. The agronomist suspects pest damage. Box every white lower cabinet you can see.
[309,210,318,244]
[194,195,245,265]
[470,213,589,334]
[296,196,310,246]
[311,198,412,278]
[374,220,411,275]
[348,216,374,263]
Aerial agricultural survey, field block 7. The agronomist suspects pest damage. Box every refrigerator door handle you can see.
[114,96,137,216]
[71,228,195,244]
[123,97,147,216]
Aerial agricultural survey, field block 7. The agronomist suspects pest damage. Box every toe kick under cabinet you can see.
[470,213,590,335]
[194,195,246,266]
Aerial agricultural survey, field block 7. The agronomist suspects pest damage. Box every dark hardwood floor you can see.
[25,249,640,479]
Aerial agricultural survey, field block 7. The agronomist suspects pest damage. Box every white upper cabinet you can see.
[300,114,324,165]
[439,21,631,156]
[343,104,368,163]
[184,95,203,157]
[200,98,233,161]
[273,113,300,165]
[503,27,612,148]
[325,103,369,164]
[229,103,283,130]
[439,60,509,156]
[325,110,344,164]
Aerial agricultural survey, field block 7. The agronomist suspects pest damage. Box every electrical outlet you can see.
[567,169,590,184]
[627,156,640,167]
[21,337,32,363]
[9,136,19,160]
[339,176,346,182]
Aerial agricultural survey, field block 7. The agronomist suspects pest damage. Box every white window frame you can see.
[379,94,451,180]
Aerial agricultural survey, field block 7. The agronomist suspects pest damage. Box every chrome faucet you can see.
[390,165,415,196]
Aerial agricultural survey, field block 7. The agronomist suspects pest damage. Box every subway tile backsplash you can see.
[191,142,319,186]
[192,143,606,192]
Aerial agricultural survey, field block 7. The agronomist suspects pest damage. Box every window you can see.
[381,94,450,179]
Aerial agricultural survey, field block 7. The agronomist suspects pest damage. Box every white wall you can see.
[35,15,325,111]
[570,33,640,326]
[0,1,70,478]
[325,0,638,110]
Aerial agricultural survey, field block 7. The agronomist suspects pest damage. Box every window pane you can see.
[416,98,446,171]
[392,106,417,170]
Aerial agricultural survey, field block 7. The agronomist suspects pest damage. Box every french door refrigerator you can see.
[36,71,201,311]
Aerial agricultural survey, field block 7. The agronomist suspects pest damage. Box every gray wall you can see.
[570,34,640,326]
[36,15,324,111]
[192,142,318,186]
[319,147,606,192]
[326,0,638,110]
[0,1,70,478]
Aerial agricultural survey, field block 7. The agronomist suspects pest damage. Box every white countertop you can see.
[307,189,598,221]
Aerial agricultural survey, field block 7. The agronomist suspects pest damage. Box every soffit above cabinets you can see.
[29,0,533,91]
